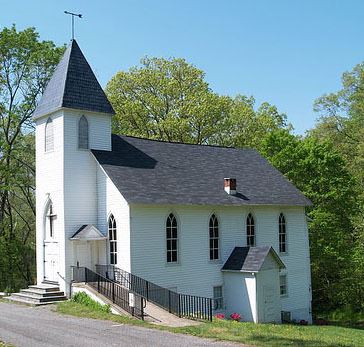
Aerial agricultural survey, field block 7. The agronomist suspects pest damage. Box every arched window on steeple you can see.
[78,115,89,149]
[45,117,54,152]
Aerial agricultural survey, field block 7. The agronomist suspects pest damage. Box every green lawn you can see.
[57,301,364,347]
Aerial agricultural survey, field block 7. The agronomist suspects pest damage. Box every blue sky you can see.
[1,0,364,134]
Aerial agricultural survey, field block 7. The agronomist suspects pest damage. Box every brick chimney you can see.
[224,178,237,195]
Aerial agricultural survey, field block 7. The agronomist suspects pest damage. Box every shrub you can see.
[72,291,111,313]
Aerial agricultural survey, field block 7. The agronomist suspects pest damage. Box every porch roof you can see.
[70,224,107,241]
[221,246,285,273]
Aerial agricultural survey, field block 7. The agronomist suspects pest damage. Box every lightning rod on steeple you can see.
[64,11,82,41]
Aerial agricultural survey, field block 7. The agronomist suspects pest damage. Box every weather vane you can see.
[64,11,82,41]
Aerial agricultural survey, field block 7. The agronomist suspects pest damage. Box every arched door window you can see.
[45,117,54,152]
[78,115,89,149]
[209,214,219,260]
[108,214,117,265]
[166,213,178,263]
[246,213,255,246]
[279,213,287,253]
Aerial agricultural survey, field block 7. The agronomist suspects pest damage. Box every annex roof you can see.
[33,40,114,119]
[70,224,107,241]
[221,246,285,272]
[92,135,312,207]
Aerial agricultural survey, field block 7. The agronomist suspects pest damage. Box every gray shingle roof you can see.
[92,135,312,206]
[222,246,285,272]
[33,40,114,119]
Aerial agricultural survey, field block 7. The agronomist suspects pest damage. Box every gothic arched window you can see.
[108,214,117,265]
[279,213,287,253]
[45,117,54,152]
[78,115,89,149]
[209,214,219,260]
[166,213,178,263]
[246,213,255,246]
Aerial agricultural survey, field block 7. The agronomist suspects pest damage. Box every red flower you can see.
[215,313,225,319]
[230,313,241,321]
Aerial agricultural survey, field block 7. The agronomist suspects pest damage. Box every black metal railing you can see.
[95,264,213,321]
[72,266,145,320]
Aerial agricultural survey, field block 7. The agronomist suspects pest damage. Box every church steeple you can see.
[33,40,114,119]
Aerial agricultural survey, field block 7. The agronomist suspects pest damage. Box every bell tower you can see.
[33,40,114,294]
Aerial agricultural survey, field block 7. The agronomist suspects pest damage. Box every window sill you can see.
[279,252,288,256]
[280,294,289,298]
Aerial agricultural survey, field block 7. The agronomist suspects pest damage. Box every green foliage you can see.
[311,62,364,312]
[261,130,359,311]
[106,57,288,146]
[0,25,64,291]
[317,306,364,329]
[71,292,111,313]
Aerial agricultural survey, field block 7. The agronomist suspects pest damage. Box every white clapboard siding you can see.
[62,110,112,285]
[35,112,65,286]
[129,204,311,321]
[36,109,112,294]
[96,165,131,272]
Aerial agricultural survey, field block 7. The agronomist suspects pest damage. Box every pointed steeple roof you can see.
[33,40,114,119]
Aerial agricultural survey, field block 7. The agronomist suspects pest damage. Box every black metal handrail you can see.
[95,264,213,321]
[72,266,145,320]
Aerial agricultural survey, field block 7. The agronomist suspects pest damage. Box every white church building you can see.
[32,40,312,323]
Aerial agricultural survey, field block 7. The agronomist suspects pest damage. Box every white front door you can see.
[44,241,59,282]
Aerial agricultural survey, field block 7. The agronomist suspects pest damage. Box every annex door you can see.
[263,285,276,322]
[44,241,59,282]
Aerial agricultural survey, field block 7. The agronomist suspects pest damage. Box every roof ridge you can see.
[116,134,256,151]
[59,40,73,109]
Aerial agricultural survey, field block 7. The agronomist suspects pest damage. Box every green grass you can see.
[71,291,111,313]
[57,300,149,328]
[57,299,364,347]
[176,319,364,347]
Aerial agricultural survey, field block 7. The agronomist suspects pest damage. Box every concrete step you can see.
[4,296,52,307]
[28,284,60,293]
[20,288,65,298]
[11,292,66,303]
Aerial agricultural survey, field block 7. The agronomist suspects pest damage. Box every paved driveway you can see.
[0,302,242,347]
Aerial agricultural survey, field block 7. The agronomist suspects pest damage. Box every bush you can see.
[72,291,111,313]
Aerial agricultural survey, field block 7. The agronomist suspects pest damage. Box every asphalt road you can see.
[0,302,242,347]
